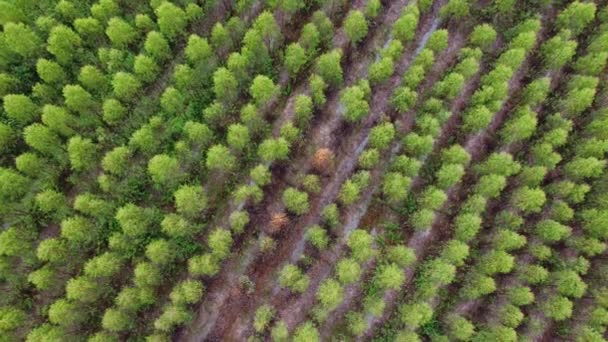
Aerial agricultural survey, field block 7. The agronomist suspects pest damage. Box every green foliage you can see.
[278,264,309,293]
[250,75,277,106]
[470,24,496,50]
[556,1,596,35]
[282,187,309,215]
[344,10,368,44]
[155,1,187,40]
[253,304,274,333]
[336,258,361,284]
[316,50,343,87]
[341,84,369,122]
[316,278,343,310]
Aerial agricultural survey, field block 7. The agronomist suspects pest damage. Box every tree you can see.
[322,203,340,228]
[391,86,417,112]
[387,245,416,268]
[112,72,142,101]
[427,29,448,53]
[145,31,171,61]
[436,163,464,189]
[3,22,41,57]
[556,1,596,35]
[189,253,220,276]
[309,74,327,106]
[543,295,573,321]
[369,122,395,150]
[48,299,84,327]
[47,25,81,64]
[66,276,102,302]
[209,229,232,259]
[554,270,587,298]
[185,34,212,65]
[250,75,277,106]
[470,24,496,50]
[173,184,207,218]
[253,305,274,333]
[411,209,435,230]
[441,240,470,266]
[400,302,433,328]
[283,187,309,215]
[206,144,237,171]
[316,50,343,87]
[115,203,155,237]
[285,43,307,76]
[23,123,61,155]
[358,149,380,169]
[454,213,482,242]
[419,186,447,210]
[369,57,395,85]
[101,146,130,175]
[564,157,606,180]
[155,1,187,40]
[146,239,176,265]
[341,85,369,122]
[102,98,127,124]
[154,304,192,332]
[541,35,577,70]
[134,54,159,83]
[212,67,238,104]
[84,252,122,278]
[336,258,361,284]
[462,273,496,299]
[344,10,368,44]
[446,314,475,341]
[535,219,571,243]
[511,186,546,214]
[258,137,290,162]
[148,154,181,186]
[375,263,405,290]
[293,321,319,342]
[3,94,38,124]
[61,216,96,244]
[306,225,328,249]
[106,17,137,47]
[102,308,131,332]
[37,59,66,84]
[441,0,470,18]
[348,229,374,262]
[316,278,343,310]
[382,172,411,204]
[278,264,309,293]
[67,136,97,171]
[393,10,418,43]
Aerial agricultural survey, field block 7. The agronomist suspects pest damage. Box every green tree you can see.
[112,72,142,101]
[535,219,571,243]
[369,122,395,150]
[336,258,361,284]
[344,10,368,44]
[102,98,127,124]
[206,144,237,171]
[47,25,81,64]
[134,54,159,83]
[293,321,319,342]
[145,31,171,61]
[382,172,411,204]
[341,85,369,122]
[285,43,307,76]
[316,278,344,310]
[400,302,433,328]
[306,225,329,249]
[253,304,274,333]
[316,50,343,87]
[146,239,176,265]
[543,295,573,320]
[278,264,309,293]
[23,124,61,156]
[188,253,220,276]
[66,276,102,302]
[541,35,577,70]
[348,229,375,262]
[258,137,290,163]
[102,308,131,332]
[375,263,405,290]
[3,94,38,125]
[213,67,238,104]
[250,75,277,106]
[61,216,96,244]
[4,22,41,57]
[470,24,496,50]
[148,154,181,186]
[393,9,418,43]
[391,86,417,112]
[84,252,122,278]
[155,1,187,40]
[369,57,395,85]
[67,136,97,171]
[174,184,207,218]
[209,229,232,259]
[106,17,137,47]
[556,1,596,35]
[185,34,212,65]
[36,59,66,84]
[282,187,309,215]
[115,203,155,237]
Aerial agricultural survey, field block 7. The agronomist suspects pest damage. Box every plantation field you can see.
[1,0,608,341]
